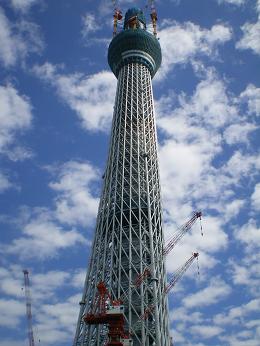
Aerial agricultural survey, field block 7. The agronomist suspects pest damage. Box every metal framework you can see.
[74,8,170,346]
[23,270,35,346]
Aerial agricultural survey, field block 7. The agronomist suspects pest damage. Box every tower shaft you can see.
[74,62,170,345]
[74,7,170,346]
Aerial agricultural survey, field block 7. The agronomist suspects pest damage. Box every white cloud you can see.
[224,123,258,145]
[0,340,25,346]
[157,72,247,221]
[82,13,100,37]
[0,263,84,344]
[36,296,79,344]
[217,0,246,5]
[3,214,87,259]
[33,63,116,132]
[49,161,100,226]
[0,84,32,158]
[0,7,43,67]
[10,0,40,13]
[222,151,260,182]
[235,219,260,249]
[251,183,260,210]
[71,268,86,288]
[157,21,232,79]
[0,160,100,259]
[229,254,260,296]
[183,278,232,308]
[0,299,25,327]
[236,21,260,55]
[240,84,260,116]
[0,172,12,192]
[190,324,223,339]
[214,298,260,326]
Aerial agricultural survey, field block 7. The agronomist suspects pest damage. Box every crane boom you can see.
[23,270,35,346]
[120,212,202,301]
[165,253,199,294]
[129,252,199,334]
[163,211,202,256]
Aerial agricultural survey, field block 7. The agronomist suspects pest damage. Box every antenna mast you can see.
[112,0,122,36]
[23,270,35,346]
[149,0,158,36]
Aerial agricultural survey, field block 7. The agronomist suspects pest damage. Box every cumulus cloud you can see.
[236,21,260,55]
[240,84,260,116]
[0,7,43,67]
[0,299,25,328]
[156,71,251,223]
[49,160,100,226]
[236,1,260,55]
[0,159,100,259]
[214,298,260,326]
[229,252,260,296]
[33,63,116,132]
[0,264,84,344]
[183,278,232,308]
[0,84,33,159]
[0,172,12,192]
[190,324,223,339]
[224,123,258,145]
[81,13,100,37]
[217,0,246,5]
[3,215,87,259]
[251,183,260,210]
[157,21,232,79]
[10,0,40,13]
[234,219,260,250]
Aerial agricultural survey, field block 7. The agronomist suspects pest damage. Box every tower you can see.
[74,7,170,345]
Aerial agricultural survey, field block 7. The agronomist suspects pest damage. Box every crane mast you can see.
[23,270,35,346]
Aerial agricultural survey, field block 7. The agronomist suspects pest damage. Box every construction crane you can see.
[148,0,158,36]
[84,211,203,346]
[84,253,199,344]
[111,0,122,36]
[84,281,131,346]
[131,211,202,292]
[165,252,199,294]
[163,211,202,256]
[23,270,35,346]
[130,253,200,332]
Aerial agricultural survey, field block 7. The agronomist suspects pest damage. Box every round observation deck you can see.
[108,8,162,79]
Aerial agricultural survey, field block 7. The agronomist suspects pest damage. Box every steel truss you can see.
[74,62,170,346]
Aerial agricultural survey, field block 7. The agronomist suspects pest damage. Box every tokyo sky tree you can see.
[74,7,170,346]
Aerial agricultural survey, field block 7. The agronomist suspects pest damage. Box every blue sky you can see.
[0,0,259,345]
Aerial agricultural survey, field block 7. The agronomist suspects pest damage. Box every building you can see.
[74,7,170,345]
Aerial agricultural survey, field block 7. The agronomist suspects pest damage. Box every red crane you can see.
[111,0,122,36]
[131,211,202,291]
[149,0,158,36]
[164,252,199,294]
[23,270,35,346]
[84,282,130,346]
[85,252,199,343]
[163,211,202,256]
[131,252,200,331]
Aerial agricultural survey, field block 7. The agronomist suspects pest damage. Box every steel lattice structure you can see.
[23,270,35,346]
[74,8,170,346]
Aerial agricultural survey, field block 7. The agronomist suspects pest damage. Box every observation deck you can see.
[108,7,162,79]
